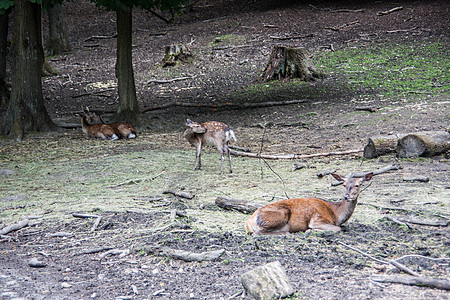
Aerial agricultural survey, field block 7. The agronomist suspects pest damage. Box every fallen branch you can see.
[230,148,363,160]
[316,169,336,178]
[163,190,195,199]
[383,215,449,227]
[0,219,29,235]
[85,34,117,42]
[338,241,420,276]
[91,216,102,232]
[141,99,307,113]
[355,106,377,113]
[134,245,225,262]
[215,196,263,214]
[76,247,114,256]
[377,6,403,16]
[100,249,130,259]
[371,275,450,291]
[72,213,100,219]
[147,75,196,84]
[269,33,314,40]
[347,164,400,178]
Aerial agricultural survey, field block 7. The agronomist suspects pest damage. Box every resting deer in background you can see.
[81,111,120,140]
[183,119,237,174]
[96,114,137,139]
[245,173,373,235]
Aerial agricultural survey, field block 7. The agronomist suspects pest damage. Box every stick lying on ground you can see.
[230,148,363,160]
[1,219,29,235]
[371,275,450,291]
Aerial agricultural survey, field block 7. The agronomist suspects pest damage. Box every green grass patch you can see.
[315,40,449,99]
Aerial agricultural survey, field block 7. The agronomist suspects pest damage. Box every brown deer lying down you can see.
[81,111,120,140]
[96,114,137,139]
[183,119,237,174]
[245,173,373,235]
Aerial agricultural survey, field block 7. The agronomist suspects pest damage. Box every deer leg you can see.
[309,222,342,233]
[194,142,202,170]
[222,144,232,173]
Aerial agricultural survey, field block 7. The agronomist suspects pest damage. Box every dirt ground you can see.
[1,0,449,299]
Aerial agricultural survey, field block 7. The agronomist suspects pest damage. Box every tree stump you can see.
[363,134,406,158]
[396,131,450,158]
[162,44,192,67]
[259,46,324,82]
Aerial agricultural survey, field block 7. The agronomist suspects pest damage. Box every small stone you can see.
[28,258,46,268]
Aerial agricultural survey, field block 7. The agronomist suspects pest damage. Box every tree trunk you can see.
[363,134,406,158]
[0,9,10,108]
[396,131,450,158]
[114,6,140,125]
[259,46,324,82]
[45,3,71,56]
[0,0,57,140]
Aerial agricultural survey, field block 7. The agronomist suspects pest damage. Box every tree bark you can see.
[259,46,324,82]
[396,131,450,158]
[363,134,406,158]
[1,0,57,140]
[114,6,140,125]
[45,3,71,55]
[0,9,10,108]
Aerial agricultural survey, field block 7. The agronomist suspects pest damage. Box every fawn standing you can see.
[245,173,373,234]
[183,119,237,174]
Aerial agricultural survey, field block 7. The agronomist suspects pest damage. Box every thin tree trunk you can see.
[45,3,71,55]
[1,0,57,140]
[115,6,140,125]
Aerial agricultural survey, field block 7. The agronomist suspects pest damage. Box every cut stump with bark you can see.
[162,44,192,67]
[259,46,324,82]
[363,134,406,158]
[396,131,450,158]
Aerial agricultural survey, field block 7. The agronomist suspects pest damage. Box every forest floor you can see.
[0,0,449,299]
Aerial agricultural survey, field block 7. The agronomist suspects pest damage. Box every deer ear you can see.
[364,172,374,181]
[331,173,345,182]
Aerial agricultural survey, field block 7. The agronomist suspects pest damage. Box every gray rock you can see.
[241,261,294,300]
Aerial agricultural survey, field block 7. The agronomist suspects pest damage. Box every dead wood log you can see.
[396,131,450,158]
[258,46,324,82]
[363,134,406,158]
[230,148,362,160]
[402,175,429,183]
[162,44,192,67]
[215,196,263,214]
[0,219,29,235]
[163,190,194,199]
[141,99,307,113]
[371,275,450,291]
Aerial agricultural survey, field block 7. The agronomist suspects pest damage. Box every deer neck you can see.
[331,198,359,226]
